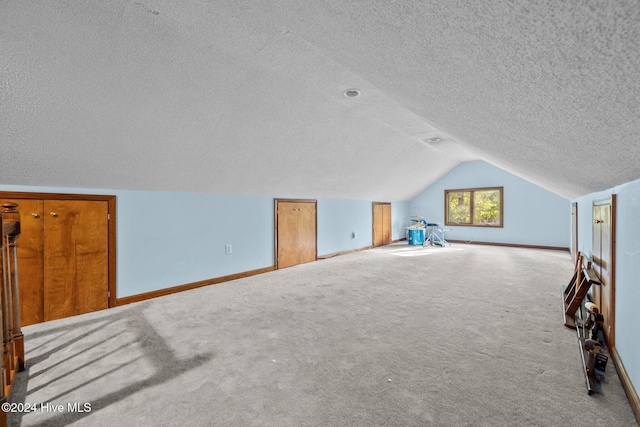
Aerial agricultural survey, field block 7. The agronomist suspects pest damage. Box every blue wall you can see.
[116,191,274,296]
[573,177,640,400]
[409,161,570,248]
[317,199,410,254]
[317,198,373,255]
[392,201,410,241]
[0,184,406,298]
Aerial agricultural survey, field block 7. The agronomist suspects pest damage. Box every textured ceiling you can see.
[1,1,639,200]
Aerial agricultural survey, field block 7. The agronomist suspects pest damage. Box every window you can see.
[444,187,503,227]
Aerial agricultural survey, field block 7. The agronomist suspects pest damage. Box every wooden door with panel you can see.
[382,203,392,245]
[592,196,616,347]
[43,199,109,321]
[275,200,317,269]
[372,203,383,247]
[372,202,391,247]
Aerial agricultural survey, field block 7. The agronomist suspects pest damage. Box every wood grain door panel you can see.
[44,200,109,321]
[372,203,383,247]
[382,203,391,244]
[276,200,317,269]
[372,202,391,247]
[1,192,114,325]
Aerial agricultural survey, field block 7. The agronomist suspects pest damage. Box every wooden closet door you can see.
[372,202,391,247]
[372,203,383,247]
[276,200,317,269]
[5,199,45,326]
[382,203,392,244]
[44,200,109,321]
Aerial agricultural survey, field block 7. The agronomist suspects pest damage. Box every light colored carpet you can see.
[8,243,637,426]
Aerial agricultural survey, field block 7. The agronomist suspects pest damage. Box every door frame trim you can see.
[592,194,616,347]
[0,191,117,308]
[274,198,317,270]
[571,202,578,263]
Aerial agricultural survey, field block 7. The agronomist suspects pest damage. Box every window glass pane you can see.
[473,190,500,225]
[448,191,471,224]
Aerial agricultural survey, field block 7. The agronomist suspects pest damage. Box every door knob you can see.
[50,212,58,217]
[594,219,603,224]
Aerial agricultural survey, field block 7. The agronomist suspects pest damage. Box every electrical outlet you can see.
[352,231,357,239]
[225,244,232,254]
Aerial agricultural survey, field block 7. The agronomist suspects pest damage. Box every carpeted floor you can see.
[7,243,638,426]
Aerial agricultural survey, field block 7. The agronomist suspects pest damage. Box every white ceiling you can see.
[2,1,639,201]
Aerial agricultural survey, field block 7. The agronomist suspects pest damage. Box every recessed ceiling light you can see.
[343,88,361,97]
[426,137,442,143]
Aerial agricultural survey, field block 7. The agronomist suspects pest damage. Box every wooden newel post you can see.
[2,203,23,370]
[0,209,4,427]
[1,202,23,426]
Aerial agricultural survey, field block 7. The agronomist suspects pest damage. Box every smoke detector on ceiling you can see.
[343,88,361,97]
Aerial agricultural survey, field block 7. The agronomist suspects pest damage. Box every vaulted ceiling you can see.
[2,1,639,201]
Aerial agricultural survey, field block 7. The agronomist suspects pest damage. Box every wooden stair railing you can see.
[1,202,24,427]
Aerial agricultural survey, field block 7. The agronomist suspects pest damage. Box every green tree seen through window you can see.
[448,191,470,224]
[473,190,500,224]
[445,187,503,227]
